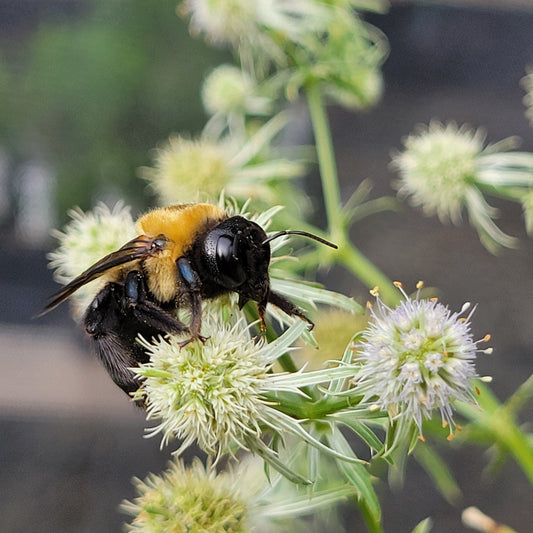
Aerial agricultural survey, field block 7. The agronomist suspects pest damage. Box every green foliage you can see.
[2,0,229,215]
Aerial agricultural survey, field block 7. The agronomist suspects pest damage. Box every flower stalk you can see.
[306,81,400,306]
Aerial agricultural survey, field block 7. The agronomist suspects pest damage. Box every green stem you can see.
[264,390,372,420]
[337,243,401,306]
[306,82,400,307]
[306,82,344,242]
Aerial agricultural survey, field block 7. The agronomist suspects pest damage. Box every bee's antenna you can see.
[262,230,338,249]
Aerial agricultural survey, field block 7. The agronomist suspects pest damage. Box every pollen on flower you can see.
[370,286,380,297]
[353,284,489,433]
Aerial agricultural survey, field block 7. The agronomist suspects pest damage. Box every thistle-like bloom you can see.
[122,458,251,533]
[47,202,136,319]
[179,0,329,56]
[140,113,305,205]
[135,317,270,457]
[202,64,271,118]
[392,121,533,252]
[134,313,358,475]
[122,455,358,533]
[353,283,490,433]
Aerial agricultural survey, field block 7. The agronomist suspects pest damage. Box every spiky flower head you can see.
[391,121,533,252]
[141,113,305,206]
[122,453,358,533]
[353,282,491,434]
[202,64,270,117]
[178,0,329,58]
[392,122,485,224]
[47,202,136,319]
[122,458,251,533]
[142,136,230,204]
[135,317,269,457]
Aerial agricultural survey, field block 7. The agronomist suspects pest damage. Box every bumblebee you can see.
[42,203,336,400]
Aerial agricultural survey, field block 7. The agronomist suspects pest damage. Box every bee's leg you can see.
[177,258,204,341]
[267,290,314,329]
[122,270,189,336]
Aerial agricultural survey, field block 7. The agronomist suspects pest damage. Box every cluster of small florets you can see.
[47,202,136,318]
[134,317,268,458]
[353,282,491,434]
[122,458,250,533]
[391,120,533,252]
[392,121,484,224]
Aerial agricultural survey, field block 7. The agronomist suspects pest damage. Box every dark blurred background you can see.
[1,1,533,531]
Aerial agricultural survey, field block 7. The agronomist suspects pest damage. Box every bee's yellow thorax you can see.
[136,204,226,302]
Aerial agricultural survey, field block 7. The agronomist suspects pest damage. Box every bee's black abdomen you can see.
[83,270,189,402]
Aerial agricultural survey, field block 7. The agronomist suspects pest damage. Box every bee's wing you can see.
[40,235,156,315]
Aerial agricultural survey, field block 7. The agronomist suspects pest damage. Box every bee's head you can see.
[198,215,337,313]
[200,216,271,308]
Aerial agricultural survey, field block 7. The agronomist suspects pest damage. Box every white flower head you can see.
[47,202,136,319]
[392,121,485,224]
[202,64,255,116]
[136,316,267,457]
[179,0,260,46]
[353,282,490,434]
[134,315,314,462]
[122,453,355,533]
[141,113,306,206]
[122,457,252,533]
[391,121,531,252]
[179,0,329,54]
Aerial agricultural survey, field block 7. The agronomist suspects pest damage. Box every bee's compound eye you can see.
[215,234,246,288]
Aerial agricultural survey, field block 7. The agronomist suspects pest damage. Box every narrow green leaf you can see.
[334,414,385,454]
[328,333,362,394]
[260,486,357,518]
[413,444,461,504]
[268,365,356,390]
[271,277,364,314]
[262,409,366,464]
[326,427,381,523]
[247,436,311,485]
[260,320,308,363]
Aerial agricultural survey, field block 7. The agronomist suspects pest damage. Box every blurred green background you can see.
[0,0,228,232]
